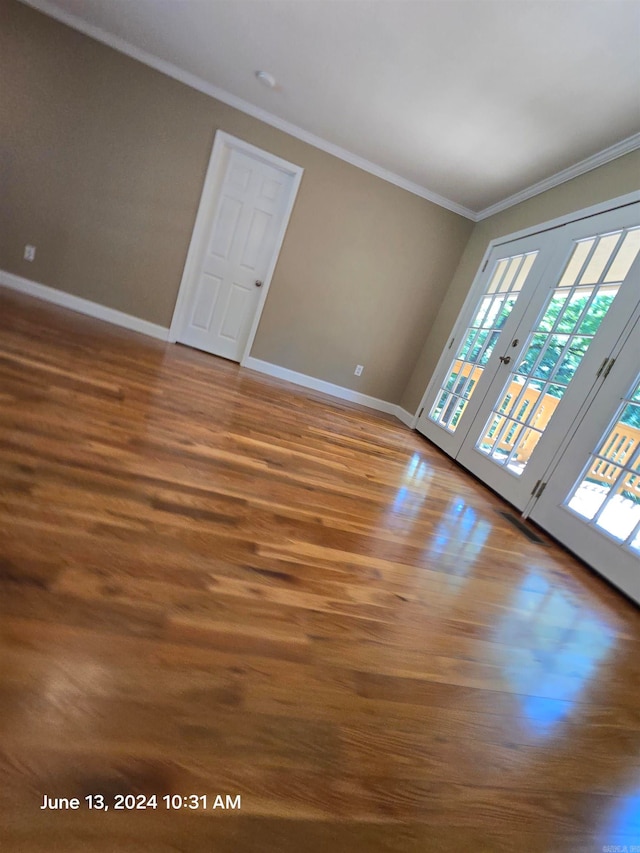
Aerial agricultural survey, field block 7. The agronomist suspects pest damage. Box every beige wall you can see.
[401,150,640,412]
[0,0,473,404]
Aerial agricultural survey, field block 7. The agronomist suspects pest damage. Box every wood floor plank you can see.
[1,289,639,851]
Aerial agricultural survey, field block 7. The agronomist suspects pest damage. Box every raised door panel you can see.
[189,273,222,332]
[207,195,244,261]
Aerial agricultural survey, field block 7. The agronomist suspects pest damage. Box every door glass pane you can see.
[565,376,640,554]
[428,251,537,432]
[475,227,640,475]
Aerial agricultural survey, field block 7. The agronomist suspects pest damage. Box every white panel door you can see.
[455,204,640,510]
[529,312,640,604]
[177,148,294,361]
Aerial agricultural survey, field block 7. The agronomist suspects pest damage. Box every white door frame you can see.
[168,131,304,363]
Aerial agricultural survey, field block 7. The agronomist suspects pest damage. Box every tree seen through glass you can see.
[516,290,617,394]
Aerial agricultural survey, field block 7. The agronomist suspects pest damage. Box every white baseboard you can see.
[395,407,417,428]
[242,356,415,428]
[0,269,170,341]
[0,270,418,428]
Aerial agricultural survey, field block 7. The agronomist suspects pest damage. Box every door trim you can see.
[489,190,640,247]
[168,131,304,363]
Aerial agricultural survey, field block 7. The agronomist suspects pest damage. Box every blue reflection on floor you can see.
[388,453,433,528]
[520,695,573,731]
[601,791,640,842]
[426,498,491,584]
[494,572,613,736]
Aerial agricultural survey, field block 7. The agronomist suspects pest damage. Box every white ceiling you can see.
[24,0,640,218]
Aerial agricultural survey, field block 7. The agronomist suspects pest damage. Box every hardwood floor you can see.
[1,288,639,852]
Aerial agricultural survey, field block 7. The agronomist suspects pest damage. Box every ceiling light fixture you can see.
[255,70,277,89]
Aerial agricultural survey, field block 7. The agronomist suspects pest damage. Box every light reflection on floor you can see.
[492,572,614,736]
[385,454,492,595]
[425,498,491,590]
[599,789,640,844]
[386,453,433,532]
[390,455,620,743]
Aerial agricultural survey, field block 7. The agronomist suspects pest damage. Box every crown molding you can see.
[19,0,640,224]
[475,132,640,221]
[20,0,476,220]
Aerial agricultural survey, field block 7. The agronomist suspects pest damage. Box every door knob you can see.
[255,280,263,287]
[499,355,511,364]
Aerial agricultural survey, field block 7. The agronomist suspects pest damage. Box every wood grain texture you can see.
[1,288,639,852]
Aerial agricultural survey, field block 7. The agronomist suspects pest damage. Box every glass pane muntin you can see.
[475,227,639,477]
[564,376,640,554]
[428,251,537,433]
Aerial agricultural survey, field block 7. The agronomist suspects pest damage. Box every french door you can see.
[456,205,640,509]
[415,229,562,458]
[417,202,640,512]
[528,313,640,603]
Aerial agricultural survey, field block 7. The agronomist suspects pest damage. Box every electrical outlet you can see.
[354,364,364,376]
[24,244,36,262]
